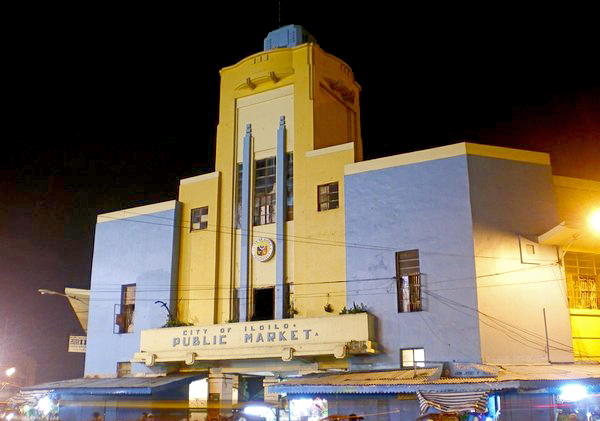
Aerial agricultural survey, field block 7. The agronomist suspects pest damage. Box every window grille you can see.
[254,157,276,225]
[235,153,293,227]
[191,206,208,231]
[317,182,339,211]
[396,250,422,312]
[565,252,600,309]
[114,284,135,333]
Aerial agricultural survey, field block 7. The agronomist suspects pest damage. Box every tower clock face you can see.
[251,237,275,262]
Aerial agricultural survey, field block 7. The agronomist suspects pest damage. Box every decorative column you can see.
[275,116,287,319]
[239,124,252,322]
[207,368,235,421]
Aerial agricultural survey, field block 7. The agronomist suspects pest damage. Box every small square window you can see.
[117,362,131,377]
[318,182,339,211]
[401,348,425,368]
[191,207,209,231]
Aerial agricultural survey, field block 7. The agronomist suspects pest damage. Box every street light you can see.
[37,289,86,303]
[590,209,600,233]
[5,367,16,377]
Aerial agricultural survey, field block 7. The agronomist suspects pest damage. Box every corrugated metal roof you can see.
[22,374,204,396]
[269,364,600,394]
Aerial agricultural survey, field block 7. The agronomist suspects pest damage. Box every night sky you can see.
[2,4,598,383]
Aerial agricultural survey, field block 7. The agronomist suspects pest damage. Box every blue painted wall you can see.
[466,156,572,363]
[85,202,181,376]
[344,156,481,369]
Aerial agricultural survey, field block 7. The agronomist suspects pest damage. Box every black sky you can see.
[2,4,598,383]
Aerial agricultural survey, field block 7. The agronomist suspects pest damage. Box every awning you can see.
[417,391,488,415]
[268,364,600,395]
[21,374,204,396]
[538,221,600,253]
[64,288,90,333]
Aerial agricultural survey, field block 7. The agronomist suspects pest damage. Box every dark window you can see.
[396,250,421,312]
[252,287,274,321]
[401,348,425,368]
[115,284,135,333]
[317,182,339,211]
[191,206,209,231]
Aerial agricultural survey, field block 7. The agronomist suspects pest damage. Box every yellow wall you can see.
[552,176,600,361]
[177,42,362,326]
[553,176,600,225]
[178,172,221,325]
[570,309,600,361]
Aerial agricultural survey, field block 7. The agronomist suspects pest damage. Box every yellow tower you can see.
[177,25,363,327]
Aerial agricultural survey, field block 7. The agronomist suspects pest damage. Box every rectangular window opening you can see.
[317,182,339,211]
[191,206,209,231]
[115,284,135,334]
[396,250,422,312]
[565,251,600,309]
[117,362,131,377]
[401,348,425,368]
[254,157,276,226]
[252,287,274,321]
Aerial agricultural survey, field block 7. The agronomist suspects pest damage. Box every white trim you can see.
[97,200,178,224]
[305,142,354,158]
[180,172,220,186]
[345,142,551,175]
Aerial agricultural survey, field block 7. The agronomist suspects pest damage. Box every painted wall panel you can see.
[345,156,481,369]
[85,203,180,376]
[467,155,573,363]
[178,173,220,325]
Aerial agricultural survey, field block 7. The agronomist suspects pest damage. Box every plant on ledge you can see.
[339,302,368,314]
[155,300,192,327]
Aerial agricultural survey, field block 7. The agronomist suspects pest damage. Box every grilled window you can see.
[115,284,135,334]
[565,251,600,309]
[254,157,276,225]
[235,154,293,228]
[396,250,422,312]
[317,182,339,211]
[191,206,208,231]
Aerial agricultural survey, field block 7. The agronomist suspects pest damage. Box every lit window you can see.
[191,206,209,231]
[396,250,422,312]
[564,251,599,309]
[401,348,425,368]
[317,182,339,211]
[115,284,135,333]
[117,362,131,377]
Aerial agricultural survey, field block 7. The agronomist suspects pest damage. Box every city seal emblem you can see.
[251,237,275,262]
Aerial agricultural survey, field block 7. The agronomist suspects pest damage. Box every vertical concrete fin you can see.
[239,124,252,321]
[275,116,287,319]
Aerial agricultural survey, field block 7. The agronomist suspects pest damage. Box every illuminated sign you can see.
[68,335,87,353]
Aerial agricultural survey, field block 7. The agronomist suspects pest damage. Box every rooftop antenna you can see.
[278,1,281,27]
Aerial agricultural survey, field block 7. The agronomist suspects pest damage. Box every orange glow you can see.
[590,209,600,233]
